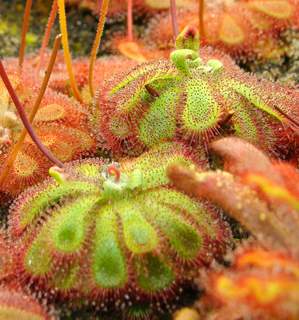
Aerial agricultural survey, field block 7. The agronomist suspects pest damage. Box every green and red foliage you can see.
[25,90,89,128]
[1,0,299,318]
[7,51,137,104]
[7,143,230,308]
[96,26,299,162]
[168,136,299,256]
[0,142,49,200]
[146,0,299,59]
[47,56,137,102]
[202,247,299,320]
[168,137,299,318]
[0,85,96,197]
[0,287,52,320]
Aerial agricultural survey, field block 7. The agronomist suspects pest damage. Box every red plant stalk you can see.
[170,0,179,41]
[89,0,110,97]
[19,0,33,69]
[0,61,64,168]
[0,35,63,187]
[37,0,58,75]
[127,0,133,41]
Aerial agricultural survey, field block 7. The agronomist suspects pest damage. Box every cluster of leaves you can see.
[0,231,52,319]
[98,26,299,163]
[0,61,97,197]
[145,0,299,59]
[7,143,229,310]
[203,247,299,320]
[62,0,299,65]
[168,136,299,319]
[94,0,299,63]
[0,0,298,319]
[169,136,299,255]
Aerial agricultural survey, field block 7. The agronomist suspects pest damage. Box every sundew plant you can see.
[0,0,298,319]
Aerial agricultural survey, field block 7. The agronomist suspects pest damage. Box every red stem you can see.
[19,0,33,69]
[170,0,178,42]
[37,0,58,75]
[127,0,133,41]
[0,61,64,168]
